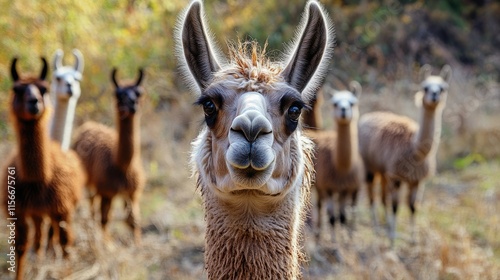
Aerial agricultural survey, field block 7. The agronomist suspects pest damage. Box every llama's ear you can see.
[53,49,63,71]
[440,64,452,83]
[111,68,120,88]
[72,49,84,74]
[414,91,424,108]
[419,64,432,82]
[136,68,144,87]
[349,81,362,98]
[179,1,221,92]
[40,57,48,81]
[282,1,333,102]
[11,57,19,82]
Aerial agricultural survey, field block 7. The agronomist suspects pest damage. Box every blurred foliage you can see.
[0,0,498,139]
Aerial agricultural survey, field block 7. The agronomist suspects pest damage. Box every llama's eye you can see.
[439,87,444,93]
[39,86,47,95]
[287,104,302,122]
[333,102,338,108]
[424,86,429,93]
[56,77,62,82]
[203,100,216,116]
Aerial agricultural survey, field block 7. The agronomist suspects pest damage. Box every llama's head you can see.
[178,0,333,203]
[51,49,84,100]
[10,57,49,121]
[330,81,361,125]
[418,64,451,110]
[111,68,144,119]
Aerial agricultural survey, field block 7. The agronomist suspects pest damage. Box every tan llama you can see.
[307,81,364,242]
[73,68,145,244]
[177,0,333,278]
[1,58,85,280]
[359,64,452,246]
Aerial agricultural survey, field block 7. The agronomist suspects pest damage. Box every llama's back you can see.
[307,131,363,196]
[73,121,144,197]
[73,121,115,185]
[359,111,419,176]
[1,143,84,217]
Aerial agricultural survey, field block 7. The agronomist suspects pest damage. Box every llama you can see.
[177,0,333,278]
[73,68,145,245]
[1,57,84,280]
[50,49,84,151]
[307,81,364,242]
[358,64,452,246]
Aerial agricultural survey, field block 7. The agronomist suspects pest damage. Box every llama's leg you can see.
[350,189,359,232]
[15,217,29,280]
[388,179,402,248]
[32,215,45,258]
[55,213,74,258]
[326,194,337,244]
[315,195,323,242]
[408,181,420,243]
[100,196,113,239]
[126,193,142,245]
[366,172,379,228]
[338,191,347,226]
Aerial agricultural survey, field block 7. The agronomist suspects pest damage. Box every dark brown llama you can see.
[73,68,145,244]
[1,57,85,280]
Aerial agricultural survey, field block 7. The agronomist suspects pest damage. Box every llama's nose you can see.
[66,82,73,96]
[231,110,272,142]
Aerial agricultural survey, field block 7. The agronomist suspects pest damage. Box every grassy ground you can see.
[0,159,498,279]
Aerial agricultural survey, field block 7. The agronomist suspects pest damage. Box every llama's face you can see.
[330,91,359,125]
[115,85,143,119]
[195,78,306,194]
[180,0,332,201]
[111,68,144,119]
[12,81,48,121]
[10,57,49,121]
[51,67,82,100]
[421,76,448,110]
[51,49,84,101]
[419,65,451,110]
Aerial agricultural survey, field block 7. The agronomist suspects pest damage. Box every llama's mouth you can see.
[227,164,275,190]
[229,189,281,197]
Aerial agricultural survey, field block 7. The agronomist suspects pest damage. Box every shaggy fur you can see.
[49,49,84,151]
[73,69,145,244]
[307,82,364,241]
[358,65,451,245]
[1,58,84,280]
[178,0,333,278]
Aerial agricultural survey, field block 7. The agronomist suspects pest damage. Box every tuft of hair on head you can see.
[225,39,283,85]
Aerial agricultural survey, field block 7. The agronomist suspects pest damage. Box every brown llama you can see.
[177,0,333,278]
[73,68,145,244]
[359,64,452,246]
[1,57,85,280]
[307,81,364,243]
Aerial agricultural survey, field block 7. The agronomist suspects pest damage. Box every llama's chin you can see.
[227,163,275,191]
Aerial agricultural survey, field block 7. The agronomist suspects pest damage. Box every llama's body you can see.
[1,58,84,280]
[50,49,84,151]
[73,69,145,244]
[178,0,333,278]
[358,65,451,245]
[307,82,364,240]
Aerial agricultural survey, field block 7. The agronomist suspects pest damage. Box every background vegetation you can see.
[0,0,498,279]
